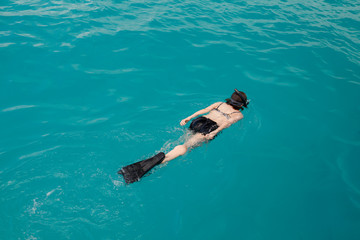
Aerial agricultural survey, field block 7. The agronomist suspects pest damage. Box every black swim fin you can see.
[118,152,165,184]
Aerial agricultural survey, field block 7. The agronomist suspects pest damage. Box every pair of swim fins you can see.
[118,152,165,184]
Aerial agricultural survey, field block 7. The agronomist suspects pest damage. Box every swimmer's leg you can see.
[162,133,206,163]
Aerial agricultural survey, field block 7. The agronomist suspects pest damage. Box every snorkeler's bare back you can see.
[203,102,243,127]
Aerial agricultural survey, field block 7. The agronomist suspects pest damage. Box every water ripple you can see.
[2,105,36,112]
[19,146,61,160]
[0,0,358,67]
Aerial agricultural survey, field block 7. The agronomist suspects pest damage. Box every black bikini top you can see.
[213,103,239,120]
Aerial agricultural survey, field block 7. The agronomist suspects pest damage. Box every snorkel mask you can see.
[230,89,250,108]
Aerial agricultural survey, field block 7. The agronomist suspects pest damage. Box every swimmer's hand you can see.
[180,118,190,126]
[205,132,216,140]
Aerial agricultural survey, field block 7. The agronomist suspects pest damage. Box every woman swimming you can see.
[119,89,249,183]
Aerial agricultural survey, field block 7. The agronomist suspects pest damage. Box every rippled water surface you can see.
[1,0,360,239]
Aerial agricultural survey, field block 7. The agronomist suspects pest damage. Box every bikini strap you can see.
[230,111,241,115]
[216,102,223,110]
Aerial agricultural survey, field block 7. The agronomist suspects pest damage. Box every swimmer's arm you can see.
[206,114,243,139]
[180,102,222,126]
[207,122,230,138]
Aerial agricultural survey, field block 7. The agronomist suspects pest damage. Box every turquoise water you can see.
[1,0,360,239]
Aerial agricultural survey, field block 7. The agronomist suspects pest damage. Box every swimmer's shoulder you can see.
[207,101,223,110]
[231,111,243,122]
[213,101,223,107]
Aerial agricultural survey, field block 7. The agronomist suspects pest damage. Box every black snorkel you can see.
[227,98,245,108]
[232,89,249,108]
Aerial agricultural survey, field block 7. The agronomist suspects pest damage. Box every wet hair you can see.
[226,91,248,111]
